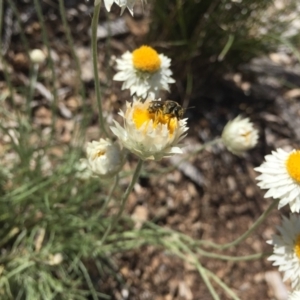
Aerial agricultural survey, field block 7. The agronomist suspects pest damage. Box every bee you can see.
[147,100,184,120]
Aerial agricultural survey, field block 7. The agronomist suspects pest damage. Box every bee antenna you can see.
[184,106,195,111]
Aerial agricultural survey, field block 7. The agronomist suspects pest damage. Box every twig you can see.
[91,3,109,137]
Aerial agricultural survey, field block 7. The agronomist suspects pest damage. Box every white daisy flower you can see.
[289,290,300,300]
[94,0,112,10]
[268,215,300,290]
[255,149,300,212]
[110,98,188,160]
[113,45,175,99]
[85,138,124,178]
[116,0,143,15]
[221,115,258,156]
[94,0,143,15]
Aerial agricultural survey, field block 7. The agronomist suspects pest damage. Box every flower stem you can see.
[33,0,58,135]
[172,238,220,300]
[201,199,280,250]
[197,249,267,261]
[100,159,143,244]
[91,2,109,137]
[195,262,220,300]
[28,63,39,114]
[101,174,119,214]
[206,269,241,300]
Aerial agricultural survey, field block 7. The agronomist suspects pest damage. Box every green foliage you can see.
[0,128,112,299]
[148,0,293,76]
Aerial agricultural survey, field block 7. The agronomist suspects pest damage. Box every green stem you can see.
[194,260,220,300]
[100,160,143,244]
[104,9,113,86]
[98,174,119,216]
[171,240,220,300]
[58,0,91,148]
[206,269,241,300]
[58,0,84,91]
[33,0,58,135]
[143,218,271,259]
[201,199,280,250]
[1,261,35,281]
[78,261,99,300]
[0,0,3,52]
[6,0,29,53]
[0,227,20,248]
[0,57,14,105]
[98,239,146,253]
[197,249,267,261]
[91,3,109,137]
[28,63,39,114]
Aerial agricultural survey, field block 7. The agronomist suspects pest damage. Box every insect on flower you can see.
[147,100,184,120]
[110,98,188,161]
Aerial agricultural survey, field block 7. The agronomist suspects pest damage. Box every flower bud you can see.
[29,49,46,65]
[86,138,123,178]
[221,115,258,156]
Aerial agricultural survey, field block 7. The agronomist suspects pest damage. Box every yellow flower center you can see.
[132,46,161,73]
[132,104,178,136]
[286,151,300,183]
[92,150,105,160]
[294,234,300,259]
[241,130,251,140]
